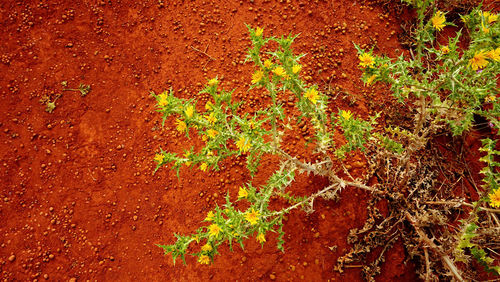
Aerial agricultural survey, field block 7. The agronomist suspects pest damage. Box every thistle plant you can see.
[153,25,381,265]
[356,4,499,201]
[352,3,499,279]
[153,4,499,280]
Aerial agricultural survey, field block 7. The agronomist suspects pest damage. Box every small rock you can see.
[269,274,276,280]
[8,254,15,262]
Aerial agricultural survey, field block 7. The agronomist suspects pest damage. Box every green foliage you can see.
[455,218,500,275]
[356,7,499,136]
[333,110,377,158]
[373,133,404,154]
[479,138,500,192]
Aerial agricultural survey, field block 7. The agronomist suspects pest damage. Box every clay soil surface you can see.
[0,0,482,281]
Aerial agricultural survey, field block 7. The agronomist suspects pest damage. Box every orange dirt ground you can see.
[0,0,493,281]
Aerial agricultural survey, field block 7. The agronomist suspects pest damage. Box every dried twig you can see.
[425,201,500,213]
[405,211,464,282]
[88,168,97,181]
[190,45,216,61]
[424,248,431,282]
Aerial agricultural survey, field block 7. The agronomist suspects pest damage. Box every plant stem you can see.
[268,183,338,217]
[276,147,379,193]
[425,201,500,213]
[415,0,425,64]
[267,82,279,151]
[405,211,464,282]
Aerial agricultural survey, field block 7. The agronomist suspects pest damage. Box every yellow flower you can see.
[489,189,500,208]
[205,101,213,111]
[460,15,468,24]
[204,112,217,124]
[238,187,248,199]
[201,244,213,252]
[255,27,263,37]
[485,95,496,103]
[481,21,490,33]
[208,224,221,237]
[341,110,352,120]
[469,51,489,70]
[158,94,168,107]
[207,129,218,138]
[249,121,256,130]
[236,136,251,153]
[198,254,210,265]
[202,135,208,141]
[244,208,260,225]
[264,59,272,68]
[193,235,200,243]
[256,233,266,244]
[304,88,319,104]
[366,74,377,85]
[175,119,187,133]
[199,162,208,172]
[441,45,450,54]
[208,78,218,86]
[154,153,164,163]
[488,13,498,23]
[184,152,192,166]
[358,53,375,68]
[431,10,446,31]
[292,64,302,74]
[483,11,498,24]
[273,66,286,77]
[185,105,194,118]
[486,48,500,62]
[205,211,214,221]
[252,70,264,84]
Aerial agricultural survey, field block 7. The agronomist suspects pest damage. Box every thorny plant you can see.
[153,3,499,281]
[342,2,499,280]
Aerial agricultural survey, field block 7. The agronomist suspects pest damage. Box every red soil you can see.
[1,0,488,281]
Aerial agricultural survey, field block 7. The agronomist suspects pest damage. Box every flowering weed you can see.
[153,5,499,279]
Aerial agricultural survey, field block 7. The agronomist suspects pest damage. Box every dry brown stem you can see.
[405,211,464,282]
